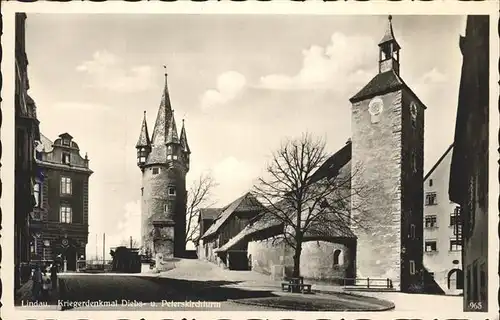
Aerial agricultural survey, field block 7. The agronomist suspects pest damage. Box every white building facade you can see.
[423,144,463,295]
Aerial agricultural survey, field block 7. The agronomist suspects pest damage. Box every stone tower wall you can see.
[141,163,187,257]
[351,90,403,289]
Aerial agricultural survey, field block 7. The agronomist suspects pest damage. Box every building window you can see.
[62,138,70,146]
[168,187,176,196]
[141,187,144,196]
[429,179,433,187]
[152,167,159,175]
[60,177,72,195]
[409,260,416,275]
[425,215,437,228]
[449,240,462,252]
[425,241,437,252]
[410,224,416,239]
[34,182,41,207]
[173,155,178,160]
[62,152,71,164]
[450,211,459,227]
[60,205,72,223]
[425,192,437,205]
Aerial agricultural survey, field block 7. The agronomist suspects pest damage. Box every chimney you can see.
[346,138,352,144]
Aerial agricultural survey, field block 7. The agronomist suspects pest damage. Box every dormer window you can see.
[62,138,70,146]
[168,187,176,196]
[62,152,71,164]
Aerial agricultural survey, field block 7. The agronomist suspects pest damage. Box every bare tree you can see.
[252,133,370,278]
[185,173,218,245]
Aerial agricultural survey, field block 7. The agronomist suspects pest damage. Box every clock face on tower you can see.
[410,101,418,119]
[368,97,384,117]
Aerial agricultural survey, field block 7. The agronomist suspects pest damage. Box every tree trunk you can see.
[292,244,302,277]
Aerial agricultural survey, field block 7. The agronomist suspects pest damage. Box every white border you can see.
[1,1,499,320]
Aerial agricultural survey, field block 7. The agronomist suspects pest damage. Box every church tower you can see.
[136,69,191,260]
[349,16,425,291]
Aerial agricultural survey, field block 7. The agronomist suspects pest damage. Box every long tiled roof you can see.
[39,133,54,153]
[201,192,265,239]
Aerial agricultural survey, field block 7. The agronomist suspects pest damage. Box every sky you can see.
[25,14,466,259]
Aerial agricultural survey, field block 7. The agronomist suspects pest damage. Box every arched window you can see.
[333,249,342,266]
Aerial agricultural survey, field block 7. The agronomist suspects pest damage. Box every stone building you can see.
[202,16,428,292]
[14,12,41,288]
[422,144,463,295]
[33,133,93,271]
[348,15,426,292]
[206,141,357,283]
[449,15,489,312]
[136,71,191,262]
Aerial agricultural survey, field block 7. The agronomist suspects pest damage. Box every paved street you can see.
[15,259,460,312]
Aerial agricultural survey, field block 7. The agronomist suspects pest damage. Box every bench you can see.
[281,280,312,294]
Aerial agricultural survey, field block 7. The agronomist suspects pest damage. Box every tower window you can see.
[60,205,72,223]
[60,177,72,195]
[410,224,416,239]
[425,192,437,205]
[333,249,342,266]
[167,155,173,160]
[409,260,416,275]
[173,155,178,160]
[429,179,433,187]
[152,167,159,175]
[62,152,71,164]
[168,187,176,196]
[141,187,144,196]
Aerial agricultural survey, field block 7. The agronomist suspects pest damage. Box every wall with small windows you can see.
[141,164,187,257]
[422,145,462,295]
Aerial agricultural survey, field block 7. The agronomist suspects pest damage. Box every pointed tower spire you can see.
[166,110,179,144]
[136,111,151,148]
[150,66,173,146]
[180,119,191,154]
[378,15,401,75]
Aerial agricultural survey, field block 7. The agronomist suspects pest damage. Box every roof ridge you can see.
[424,143,454,181]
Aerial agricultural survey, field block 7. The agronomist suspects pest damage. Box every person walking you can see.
[50,263,58,290]
[31,265,42,302]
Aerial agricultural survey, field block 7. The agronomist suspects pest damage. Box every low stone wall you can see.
[248,239,350,281]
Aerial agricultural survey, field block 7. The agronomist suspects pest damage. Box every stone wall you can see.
[248,239,350,282]
[142,164,187,257]
[350,90,403,289]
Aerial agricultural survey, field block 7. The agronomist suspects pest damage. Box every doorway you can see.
[65,247,77,271]
[448,268,464,290]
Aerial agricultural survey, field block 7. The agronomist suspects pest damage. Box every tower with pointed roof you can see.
[136,70,191,260]
[349,16,425,292]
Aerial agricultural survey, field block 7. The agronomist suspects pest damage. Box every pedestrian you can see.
[50,263,58,290]
[31,265,42,302]
[41,269,51,301]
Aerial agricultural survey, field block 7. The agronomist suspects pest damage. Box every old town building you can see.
[422,144,463,295]
[33,133,93,271]
[449,15,489,312]
[136,70,191,261]
[196,208,221,258]
[15,12,41,288]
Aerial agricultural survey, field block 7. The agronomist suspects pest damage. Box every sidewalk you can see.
[15,278,61,310]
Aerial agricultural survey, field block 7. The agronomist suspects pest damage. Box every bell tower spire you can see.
[150,66,173,146]
[378,15,401,75]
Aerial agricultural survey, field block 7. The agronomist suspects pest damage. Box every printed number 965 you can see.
[468,301,483,310]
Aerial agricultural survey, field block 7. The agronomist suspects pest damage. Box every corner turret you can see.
[166,110,180,163]
[136,111,151,167]
[179,119,191,171]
